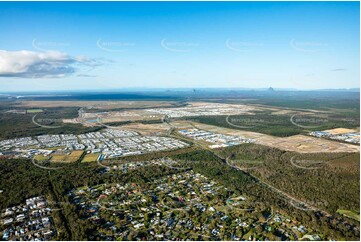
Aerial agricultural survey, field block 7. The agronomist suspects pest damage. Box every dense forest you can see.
[216,144,360,214]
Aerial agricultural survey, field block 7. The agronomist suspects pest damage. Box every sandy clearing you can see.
[323,128,358,135]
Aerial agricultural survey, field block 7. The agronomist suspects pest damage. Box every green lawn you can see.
[34,154,50,162]
[337,209,360,221]
[81,153,100,163]
[26,109,44,113]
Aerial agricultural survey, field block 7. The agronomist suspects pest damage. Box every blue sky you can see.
[0,1,359,91]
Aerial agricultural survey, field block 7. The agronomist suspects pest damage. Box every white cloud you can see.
[0,50,102,78]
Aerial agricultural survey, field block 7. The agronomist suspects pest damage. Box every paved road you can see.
[31,159,63,170]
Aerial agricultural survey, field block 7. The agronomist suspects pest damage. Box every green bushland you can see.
[216,143,360,214]
[182,111,359,137]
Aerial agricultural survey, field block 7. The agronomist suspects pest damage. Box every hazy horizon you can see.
[1,87,360,95]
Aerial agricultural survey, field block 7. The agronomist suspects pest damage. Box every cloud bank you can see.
[0,50,102,78]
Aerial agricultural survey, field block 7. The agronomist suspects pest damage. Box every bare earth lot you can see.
[120,122,171,135]
[324,128,358,135]
[80,110,163,123]
[113,120,360,153]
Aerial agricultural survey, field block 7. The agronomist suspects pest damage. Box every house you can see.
[2,218,13,225]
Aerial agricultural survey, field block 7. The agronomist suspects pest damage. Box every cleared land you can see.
[171,120,360,153]
[120,122,170,135]
[323,128,357,135]
[83,110,163,123]
[121,119,359,153]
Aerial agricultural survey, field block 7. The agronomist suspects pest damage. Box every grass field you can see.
[67,150,84,162]
[337,209,360,221]
[81,153,100,162]
[26,109,44,113]
[50,154,68,162]
[33,154,49,162]
[51,150,84,163]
